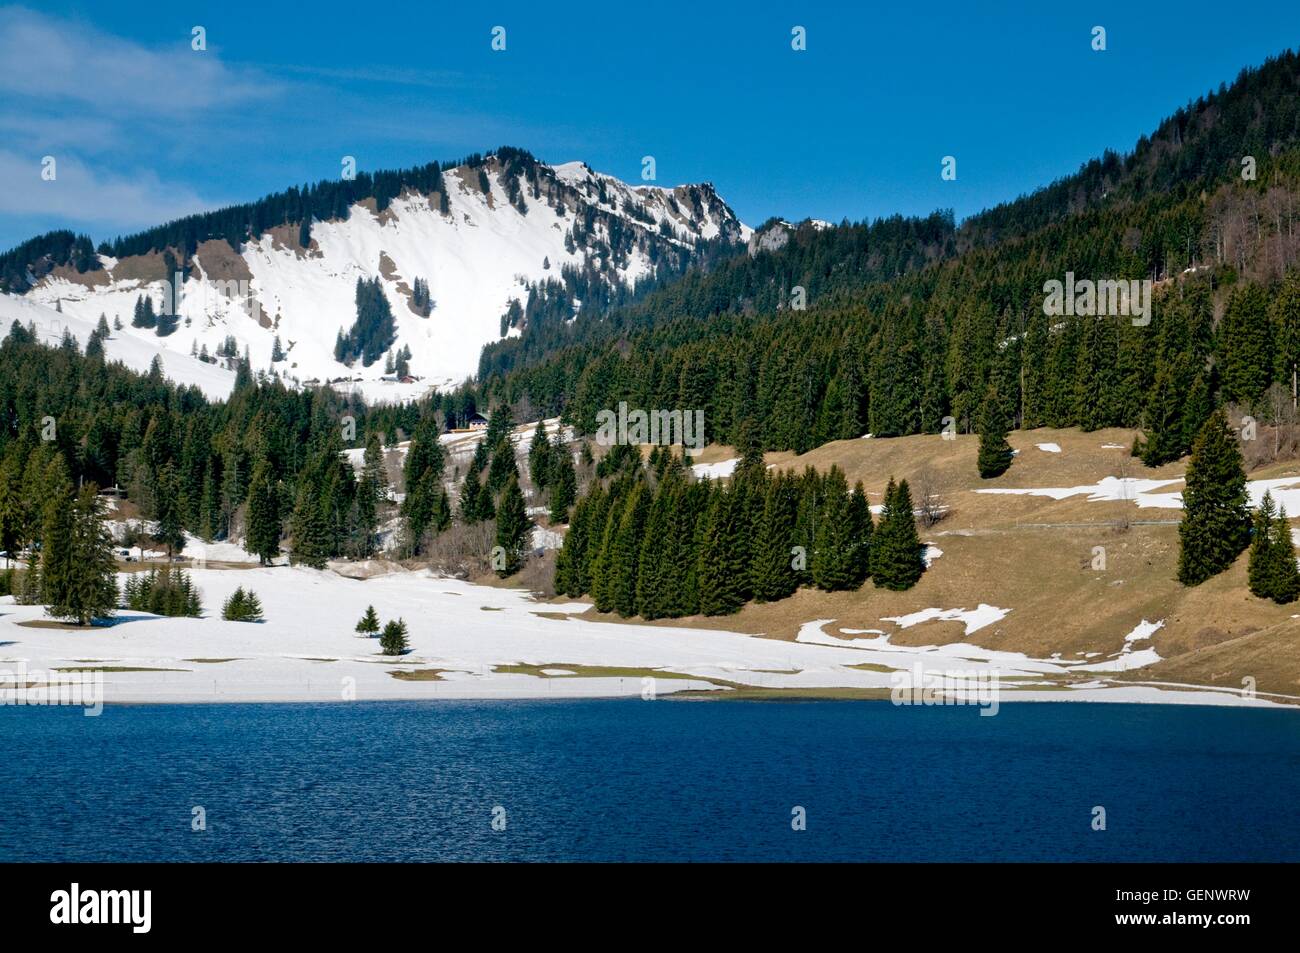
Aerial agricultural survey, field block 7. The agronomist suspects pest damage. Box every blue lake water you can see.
[1,699,1297,862]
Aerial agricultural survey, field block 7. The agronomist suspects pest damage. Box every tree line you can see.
[554,437,925,619]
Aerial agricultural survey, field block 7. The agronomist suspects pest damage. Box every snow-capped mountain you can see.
[16,152,749,403]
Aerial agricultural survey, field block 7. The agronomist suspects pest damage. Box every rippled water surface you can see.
[2,699,1297,861]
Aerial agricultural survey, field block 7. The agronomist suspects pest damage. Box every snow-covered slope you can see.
[0,292,236,399]
[24,155,748,403]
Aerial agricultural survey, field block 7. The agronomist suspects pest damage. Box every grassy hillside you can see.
[572,426,1300,700]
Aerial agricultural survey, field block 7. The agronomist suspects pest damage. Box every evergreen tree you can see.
[17,547,41,605]
[380,618,410,655]
[1248,491,1277,598]
[811,466,856,591]
[1268,505,1300,604]
[494,477,532,577]
[1137,357,1191,466]
[872,478,925,590]
[555,483,603,596]
[289,490,331,569]
[153,464,185,556]
[548,448,577,523]
[750,471,800,602]
[696,486,746,615]
[1177,411,1251,586]
[41,485,118,626]
[0,449,22,567]
[222,586,264,622]
[245,460,281,564]
[401,418,446,554]
[847,480,874,585]
[976,385,1014,479]
[528,419,553,489]
[355,604,381,637]
[1220,284,1273,411]
[605,482,648,616]
[487,437,519,495]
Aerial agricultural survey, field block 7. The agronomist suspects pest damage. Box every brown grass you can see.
[557,425,1300,697]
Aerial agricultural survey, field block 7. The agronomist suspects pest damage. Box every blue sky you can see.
[2,1,1299,250]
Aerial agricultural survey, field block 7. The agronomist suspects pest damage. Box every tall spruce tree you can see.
[41,485,118,626]
[528,420,553,490]
[696,485,747,615]
[494,476,532,578]
[847,480,874,585]
[1177,410,1250,586]
[976,385,1014,479]
[548,449,577,524]
[1267,504,1300,604]
[1248,491,1278,598]
[872,478,925,591]
[245,460,281,564]
[608,482,650,616]
[812,465,856,591]
[750,471,801,602]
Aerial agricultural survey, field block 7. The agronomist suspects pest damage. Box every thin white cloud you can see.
[0,150,214,229]
[0,6,277,116]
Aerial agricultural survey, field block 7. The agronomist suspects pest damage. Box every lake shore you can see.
[1,565,1293,708]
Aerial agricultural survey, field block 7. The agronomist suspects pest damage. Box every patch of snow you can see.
[1036,442,1062,453]
[978,475,1300,513]
[690,457,739,480]
[1,293,236,399]
[881,604,1011,636]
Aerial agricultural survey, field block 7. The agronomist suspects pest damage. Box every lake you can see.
[2,699,1297,862]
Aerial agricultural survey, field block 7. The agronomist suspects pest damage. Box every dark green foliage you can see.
[289,487,332,569]
[335,277,396,367]
[811,466,858,591]
[1177,411,1251,586]
[401,418,446,555]
[554,483,603,597]
[1248,491,1300,603]
[548,447,577,523]
[750,470,801,602]
[355,604,380,636]
[872,478,925,591]
[380,618,409,656]
[245,460,281,564]
[494,477,532,577]
[1268,505,1300,604]
[40,485,118,626]
[0,230,100,294]
[1220,284,1273,410]
[528,419,553,489]
[604,482,650,616]
[412,277,432,316]
[122,566,202,617]
[221,586,264,622]
[695,485,748,616]
[976,386,1013,479]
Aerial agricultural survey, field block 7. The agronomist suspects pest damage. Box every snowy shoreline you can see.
[0,565,1292,709]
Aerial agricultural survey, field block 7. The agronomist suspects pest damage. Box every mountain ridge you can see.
[2,149,748,401]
